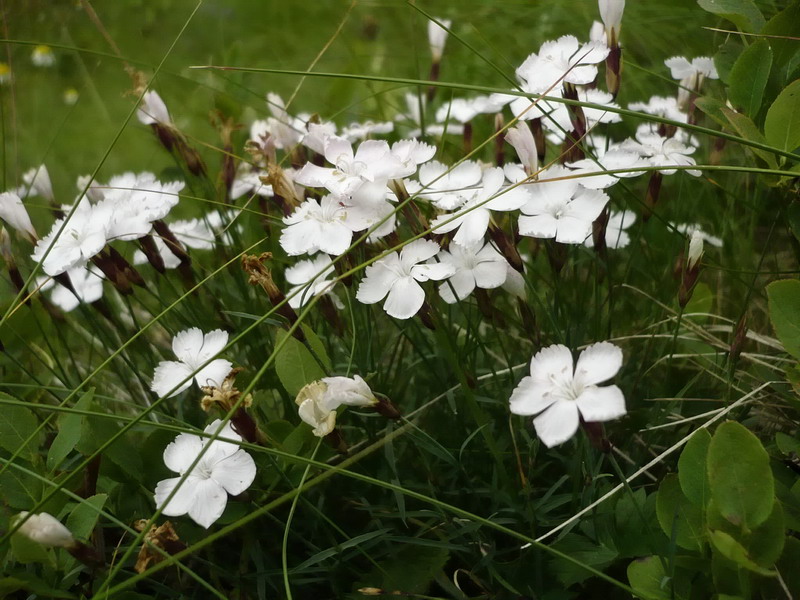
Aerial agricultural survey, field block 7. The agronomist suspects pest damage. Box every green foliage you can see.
[46,389,94,472]
[0,396,41,462]
[727,40,772,118]
[697,0,765,32]
[274,329,327,396]
[627,556,674,600]
[677,428,711,507]
[764,79,800,153]
[766,279,800,360]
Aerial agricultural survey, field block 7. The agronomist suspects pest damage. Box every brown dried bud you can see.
[134,520,186,574]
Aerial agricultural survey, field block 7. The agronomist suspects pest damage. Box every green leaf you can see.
[656,474,705,551]
[766,279,800,360]
[355,545,449,597]
[0,467,43,509]
[10,532,53,565]
[761,4,800,85]
[721,106,778,168]
[714,41,744,84]
[765,79,800,153]
[66,494,107,541]
[47,389,94,472]
[708,498,786,568]
[627,556,673,600]
[274,330,326,397]
[301,324,332,372]
[684,282,713,319]
[678,428,712,507]
[708,422,774,529]
[708,530,776,576]
[695,96,729,128]
[0,396,40,462]
[549,534,618,586]
[0,574,75,598]
[775,431,800,456]
[728,39,772,117]
[697,0,765,33]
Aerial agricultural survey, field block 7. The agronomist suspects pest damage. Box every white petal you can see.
[412,261,455,282]
[154,476,198,517]
[509,376,559,416]
[575,385,626,422]
[533,401,580,447]
[574,341,623,386]
[187,478,229,528]
[171,328,205,363]
[439,269,474,303]
[473,261,507,289]
[194,358,233,389]
[163,433,203,473]
[211,450,256,496]
[151,361,194,398]
[383,277,425,319]
[197,329,228,361]
[452,210,490,247]
[519,214,558,239]
[400,238,440,266]
[529,344,573,383]
[554,216,592,244]
[356,261,398,304]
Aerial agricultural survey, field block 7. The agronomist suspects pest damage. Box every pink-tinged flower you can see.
[154,419,256,528]
[431,167,528,247]
[437,240,508,303]
[356,239,455,319]
[151,328,233,398]
[518,165,609,244]
[510,342,626,447]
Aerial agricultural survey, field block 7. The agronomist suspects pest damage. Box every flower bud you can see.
[14,512,75,548]
[427,18,451,63]
[505,121,538,175]
[598,0,625,47]
[22,165,54,202]
[687,231,703,270]
[0,191,37,243]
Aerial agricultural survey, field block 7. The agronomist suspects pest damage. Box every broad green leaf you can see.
[76,418,143,482]
[708,530,776,576]
[301,324,332,372]
[656,474,705,551]
[761,4,800,84]
[0,396,40,462]
[549,534,618,586]
[708,422,774,529]
[66,494,107,541]
[627,556,673,600]
[708,499,785,567]
[10,532,53,565]
[775,431,800,456]
[46,389,94,472]
[697,0,765,33]
[0,468,43,509]
[765,79,800,153]
[766,279,800,360]
[684,282,713,319]
[678,428,712,507]
[721,107,778,168]
[714,41,744,84]
[695,96,729,128]
[728,39,772,117]
[274,330,326,397]
[0,574,75,598]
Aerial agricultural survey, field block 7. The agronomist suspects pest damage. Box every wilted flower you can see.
[356,239,455,319]
[509,342,626,447]
[151,328,233,398]
[14,512,75,548]
[31,45,55,67]
[154,419,256,528]
[295,375,378,437]
[437,240,509,303]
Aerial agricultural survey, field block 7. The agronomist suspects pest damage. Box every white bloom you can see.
[414,160,484,210]
[21,165,54,202]
[584,209,636,249]
[431,167,528,246]
[428,17,452,62]
[259,92,308,149]
[340,120,394,141]
[503,263,527,298]
[356,239,455,319]
[628,96,687,124]
[437,241,508,303]
[598,0,625,43]
[687,230,704,269]
[231,165,273,200]
[0,191,37,241]
[516,35,609,94]
[510,342,626,447]
[285,254,342,309]
[31,198,107,276]
[301,121,338,155]
[619,126,700,176]
[14,512,74,548]
[390,140,437,173]
[296,375,377,437]
[673,223,723,248]
[31,45,55,67]
[435,95,507,124]
[37,265,104,312]
[63,88,79,105]
[396,93,464,138]
[136,90,172,126]
[566,149,649,189]
[537,88,622,143]
[518,165,609,244]
[151,328,233,398]
[154,420,256,528]
[133,218,215,269]
[664,56,718,83]
[505,121,538,174]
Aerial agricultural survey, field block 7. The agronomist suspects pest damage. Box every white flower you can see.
[230,166,272,200]
[509,342,626,447]
[584,209,636,249]
[0,191,37,241]
[664,56,718,84]
[435,95,507,124]
[516,36,610,94]
[687,230,704,269]
[356,239,455,319]
[428,17,452,62]
[673,223,722,248]
[31,198,107,276]
[14,512,74,548]
[518,165,610,244]
[133,218,215,269]
[619,126,700,176]
[136,90,172,126]
[301,121,338,155]
[395,93,464,138]
[37,265,104,312]
[598,0,625,44]
[505,121,538,174]
[535,88,622,143]
[340,120,394,141]
[390,140,437,173]
[63,88,79,105]
[154,419,256,528]
[31,45,55,67]
[285,254,342,309]
[431,167,528,247]
[296,375,377,437]
[414,160,484,210]
[250,93,308,150]
[437,241,508,303]
[21,165,54,202]
[628,96,687,124]
[566,149,649,189]
[151,328,233,398]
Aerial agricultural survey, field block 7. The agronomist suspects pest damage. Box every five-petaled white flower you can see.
[518,165,610,244]
[515,35,609,94]
[154,419,256,528]
[620,125,700,176]
[437,240,509,303]
[37,265,104,312]
[567,149,649,189]
[151,328,233,398]
[356,239,455,319]
[296,375,378,437]
[509,342,626,447]
[285,254,343,309]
